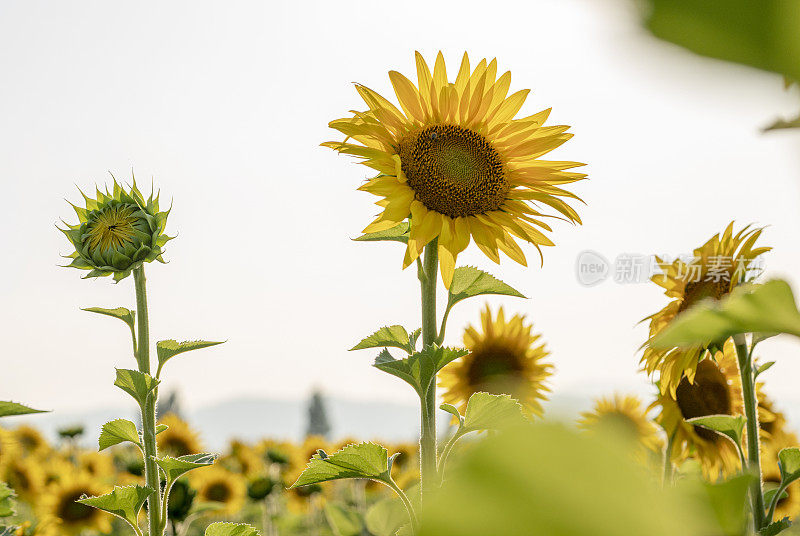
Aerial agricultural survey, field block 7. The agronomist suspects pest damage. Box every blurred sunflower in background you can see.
[0,428,20,475]
[579,394,663,454]
[642,223,769,397]
[36,472,111,536]
[4,456,46,502]
[325,51,586,286]
[762,429,800,522]
[157,414,204,457]
[289,436,330,484]
[650,342,744,479]
[190,466,246,517]
[440,305,552,415]
[77,451,115,483]
[759,391,788,439]
[11,425,50,457]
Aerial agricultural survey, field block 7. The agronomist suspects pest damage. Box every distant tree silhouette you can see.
[306,389,331,439]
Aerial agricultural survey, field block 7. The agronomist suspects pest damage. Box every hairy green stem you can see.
[734,336,765,531]
[387,479,420,533]
[134,266,162,536]
[418,240,439,500]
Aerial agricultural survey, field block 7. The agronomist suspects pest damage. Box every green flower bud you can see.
[60,176,172,282]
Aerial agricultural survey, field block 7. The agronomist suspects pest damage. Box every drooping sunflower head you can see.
[325,51,586,287]
[642,223,769,396]
[651,342,744,480]
[439,305,553,415]
[157,414,204,457]
[762,429,800,522]
[35,473,111,536]
[189,466,246,517]
[60,176,172,282]
[579,394,663,454]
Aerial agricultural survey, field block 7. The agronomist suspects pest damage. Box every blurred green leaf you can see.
[290,443,395,488]
[462,393,528,433]
[0,483,15,518]
[641,0,800,81]
[114,369,159,408]
[374,344,468,398]
[759,518,792,536]
[686,415,746,451]
[77,485,153,533]
[0,401,47,418]
[82,306,135,330]
[366,497,410,536]
[447,267,525,310]
[99,419,141,450]
[204,522,261,536]
[354,222,410,244]
[650,280,800,348]
[156,339,224,374]
[763,488,789,508]
[324,503,363,536]
[779,448,800,483]
[351,326,411,352]
[419,423,723,536]
[702,474,753,536]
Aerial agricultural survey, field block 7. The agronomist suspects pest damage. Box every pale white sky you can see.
[2,0,800,417]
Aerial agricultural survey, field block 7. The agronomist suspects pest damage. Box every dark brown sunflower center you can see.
[398,124,508,218]
[206,482,232,502]
[678,279,730,314]
[57,491,95,522]
[675,359,732,442]
[466,344,525,395]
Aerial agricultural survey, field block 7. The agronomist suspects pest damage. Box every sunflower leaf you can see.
[462,393,528,433]
[156,424,169,434]
[290,442,395,488]
[324,503,364,536]
[113,368,159,408]
[763,488,789,507]
[439,403,464,428]
[702,474,754,536]
[447,267,525,311]
[374,344,468,398]
[755,361,776,379]
[155,453,216,499]
[99,419,141,450]
[204,522,261,536]
[759,518,792,536]
[650,280,800,349]
[82,306,135,331]
[0,483,16,518]
[0,401,47,418]
[366,497,410,536]
[351,326,411,353]
[686,415,746,449]
[156,339,224,374]
[779,448,800,484]
[354,222,410,244]
[77,485,153,533]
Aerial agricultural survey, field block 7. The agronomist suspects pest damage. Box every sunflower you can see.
[289,436,330,483]
[642,223,769,397]
[650,342,744,480]
[157,414,204,457]
[77,451,116,483]
[219,441,265,478]
[439,305,552,415]
[35,472,112,536]
[325,51,586,287]
[762,429,800,521]
[3,455,46,501]
[11,425,50,457]
[0,427,20,475]
[759,391,787,440]
[579,394,663,454]
[41,455,77,488]
[190,466,246,517]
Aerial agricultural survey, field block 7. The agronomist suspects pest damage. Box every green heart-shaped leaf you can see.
[99,419,141,450]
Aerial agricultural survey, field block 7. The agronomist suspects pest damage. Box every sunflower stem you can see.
[134,265,163,536]
[419,239,439,502]
[662,431,676,485]
[734,335,765,531]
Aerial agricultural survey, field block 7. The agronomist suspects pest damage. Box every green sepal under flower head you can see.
[60,175,173,282]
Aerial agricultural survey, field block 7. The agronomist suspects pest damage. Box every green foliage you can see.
[0,401,46,418]
[447,266,525,310]
[156,339,224,375]
[351,325,413,353]
[82,306,135,330]
[640,0,800,82]
[756,361,777,379]
[702,474,754,536]
[77,485,154,534]
[114,368,159,408]
[99,419,141,450]
[419,424,724,536]
[461,392,528,433]
[650,280,800,348]
[290,442,396,488]
[779,448,800,483]
[156,424,169,434]
[155,453,215,506]
[373,344,468,398]
[366,497,410,536]
[0,484,15,518]
[686,415,746,452]
[324,503,364,536]
[759,518,793,536]
[354,222,410,244]
[204,522,261,536]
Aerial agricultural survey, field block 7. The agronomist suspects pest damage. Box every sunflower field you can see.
[3,1,800,536]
